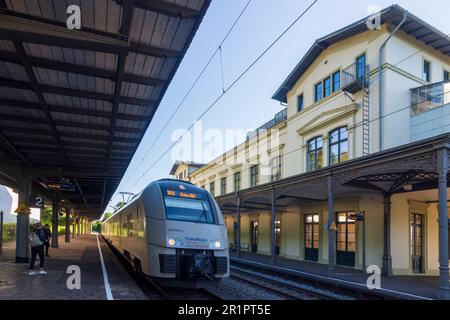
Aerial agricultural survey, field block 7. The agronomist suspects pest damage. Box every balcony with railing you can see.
[246,108,287,140]
[410,81,450,142]
[341,62,369,94]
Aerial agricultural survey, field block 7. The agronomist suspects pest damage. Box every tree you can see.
[113,201,126,212]
[102,212,113,222]
[40,206,68,227]
[92,221,102,233]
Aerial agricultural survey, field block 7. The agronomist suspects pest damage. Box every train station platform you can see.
[0,235,146,300]
[231,252,443,300]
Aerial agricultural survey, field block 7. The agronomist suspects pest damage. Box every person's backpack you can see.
[29,231,43,247]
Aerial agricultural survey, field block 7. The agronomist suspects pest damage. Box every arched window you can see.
[329,127,349,165]
[307,136,323,171]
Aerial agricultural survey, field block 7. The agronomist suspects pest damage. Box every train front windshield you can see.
[163,193,215,224]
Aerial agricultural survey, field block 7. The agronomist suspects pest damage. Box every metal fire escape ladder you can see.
[361,65,370,156]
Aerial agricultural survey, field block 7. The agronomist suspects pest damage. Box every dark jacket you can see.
[43,228,51,241]
[34,229,46,243]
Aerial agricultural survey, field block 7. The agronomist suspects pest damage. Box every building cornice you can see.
[296,103,359,136]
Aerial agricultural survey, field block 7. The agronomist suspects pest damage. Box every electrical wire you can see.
[127,0,320,192]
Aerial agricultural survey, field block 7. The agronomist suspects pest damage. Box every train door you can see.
[336,212,356,267]
[304,214,319,262]
[250,221,258,253]
[410,213,424,274]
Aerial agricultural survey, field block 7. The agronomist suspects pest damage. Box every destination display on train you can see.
[165,189,205,200]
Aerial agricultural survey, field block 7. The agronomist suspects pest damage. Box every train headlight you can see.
[167,238,176,247]
[211,240,223,249]
[167,237,184,247]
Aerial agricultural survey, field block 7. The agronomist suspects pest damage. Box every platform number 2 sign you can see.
[29,195,44,209]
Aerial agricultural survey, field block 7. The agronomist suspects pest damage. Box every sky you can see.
[2,187,41,220]
[106,0,450,213]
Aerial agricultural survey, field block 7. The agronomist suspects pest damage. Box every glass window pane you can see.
[313,240,319,249]
[340,127,348,140]
[324,77,331,97]
[330,130,339,143]
[423,60,431,81]
[348,233,356,243]
[308,140,315,150]
[330,145,339,165]
[316,138,323,149]
[317,150,323,169]
[298,94,304,112]
[348,242,356,252]
[333,71,340,92]
[315,83,323,102]
[313,214,320,223]
[347,223,355,233]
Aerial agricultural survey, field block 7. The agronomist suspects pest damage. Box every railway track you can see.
[231,266,335,300]
[230,259,395,300]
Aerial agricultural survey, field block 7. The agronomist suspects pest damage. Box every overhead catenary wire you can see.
[127,0,320,192]
[123,6,448,195]
[120,0,253,190]
[185,88,450,185]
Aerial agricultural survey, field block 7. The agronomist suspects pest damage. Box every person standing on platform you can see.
[28,222,47,276]
[43,224,51,257]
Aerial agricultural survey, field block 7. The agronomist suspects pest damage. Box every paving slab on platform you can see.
[0,235,146,300]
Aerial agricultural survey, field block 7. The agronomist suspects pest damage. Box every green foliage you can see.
[102,212,113,222]
[92,221,102,233]
[1,223,16,242]
[40,206,69,227]
[113,202,126,212]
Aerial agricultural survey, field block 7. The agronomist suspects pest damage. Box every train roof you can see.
[102,179,204,223]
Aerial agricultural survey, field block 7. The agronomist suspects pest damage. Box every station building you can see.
[170,5,450,290]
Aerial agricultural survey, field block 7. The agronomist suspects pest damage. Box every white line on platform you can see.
[96,234,113,300]
[231,257,433,300]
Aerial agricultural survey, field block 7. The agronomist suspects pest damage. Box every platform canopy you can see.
[0,0,211,218]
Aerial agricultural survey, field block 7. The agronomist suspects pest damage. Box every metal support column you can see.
[270,187,276,264]
[77,215,80,236]
[71,212,75,239]
[51,197,59,248]
[65,208,71,243]
[382,193,393,277]
[437,148,450,298]
[236,194,241,258]
[15,172,31,263]
[327,174,335,276]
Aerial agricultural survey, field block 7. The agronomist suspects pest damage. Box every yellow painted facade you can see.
[174,17,450,276]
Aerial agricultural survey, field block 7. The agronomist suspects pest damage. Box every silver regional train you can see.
[101,179,229,285]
